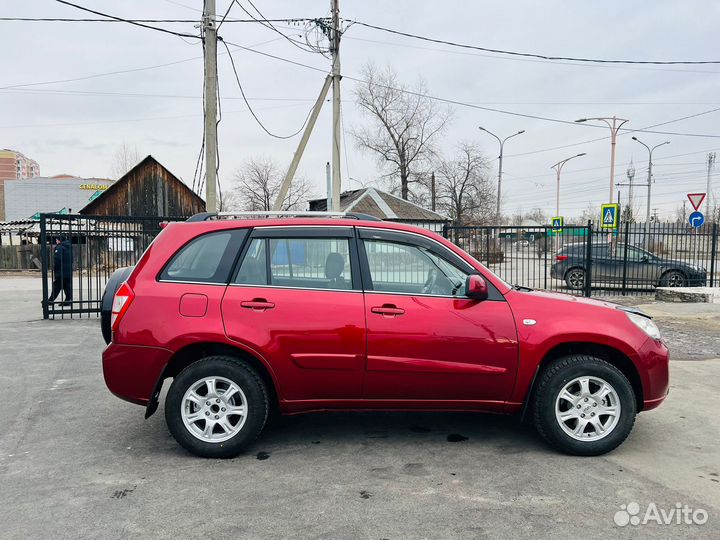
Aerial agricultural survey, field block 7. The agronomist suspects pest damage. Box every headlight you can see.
[625,311,661,340]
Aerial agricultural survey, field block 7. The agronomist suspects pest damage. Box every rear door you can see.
[358,229,518,402]
[221,226,366,401]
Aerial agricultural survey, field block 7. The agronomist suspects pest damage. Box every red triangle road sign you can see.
[687,193,706,211]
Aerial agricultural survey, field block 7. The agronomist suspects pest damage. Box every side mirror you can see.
[465,274,489,301]
[640,255,650,263]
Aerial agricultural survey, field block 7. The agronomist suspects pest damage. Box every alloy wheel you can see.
[555,376,621,441]
[181,376,248,443]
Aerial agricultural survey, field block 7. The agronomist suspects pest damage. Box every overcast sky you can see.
[2,0,719,220]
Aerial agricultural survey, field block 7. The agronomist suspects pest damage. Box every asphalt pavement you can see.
[0,274,718,539]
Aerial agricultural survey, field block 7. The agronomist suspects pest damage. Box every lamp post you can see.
[551,153,587,217]
[478,127,525,222]
[575,116,629,204]
[632,136,670,241]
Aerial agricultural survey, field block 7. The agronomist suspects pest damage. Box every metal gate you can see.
[39,213,186,319]
[443,222,718,297]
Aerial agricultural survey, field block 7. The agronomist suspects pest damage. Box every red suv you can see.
[102,212,669,458]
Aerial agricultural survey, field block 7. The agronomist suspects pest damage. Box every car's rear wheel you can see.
[564,268,585,291]
[660,270,686,287]
[532,355,636,456]
[165,356,269,458]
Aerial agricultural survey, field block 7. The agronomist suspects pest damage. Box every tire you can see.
[660,270,686,287]
[165,356,269,458]
[532,355,636,456]
[564,267,585,291]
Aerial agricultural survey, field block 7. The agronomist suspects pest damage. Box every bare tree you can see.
[435,143,495,226]
[352,64,451,200]
[227,157,313,211]
[111,142,142,179]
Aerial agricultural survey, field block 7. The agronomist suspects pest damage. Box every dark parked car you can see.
[551,243,707,291]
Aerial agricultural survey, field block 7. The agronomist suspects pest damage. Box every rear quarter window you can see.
[159,230,247,283]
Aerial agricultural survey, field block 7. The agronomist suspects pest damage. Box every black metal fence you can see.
[443,222,718,297]
[39,213,186,319]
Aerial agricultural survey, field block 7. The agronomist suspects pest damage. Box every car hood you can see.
[512,288,620,309]
[655,258,703,270]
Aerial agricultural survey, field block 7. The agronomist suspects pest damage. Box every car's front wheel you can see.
[165,356,269,458]
[532,355,636,456]
[564,268,585,291]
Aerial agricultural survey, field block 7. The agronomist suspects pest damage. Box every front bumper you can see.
[636,336,670,411]
[103,343,173,406]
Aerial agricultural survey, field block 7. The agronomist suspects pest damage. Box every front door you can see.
[358,230,518,403]
[222,227,366,401]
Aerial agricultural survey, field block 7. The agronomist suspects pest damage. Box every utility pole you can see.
[632,137,670,242]
[330,0,342,211]
[430,172,436,212]
[478,127,525,222]
[627,159,635,219]
[203,0,218,212]
[575,116,629,204]
[707,152,716,221]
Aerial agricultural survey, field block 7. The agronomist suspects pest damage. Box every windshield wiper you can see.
[513,284,534,292]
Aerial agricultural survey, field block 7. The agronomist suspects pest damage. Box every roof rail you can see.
[186,211,382,222]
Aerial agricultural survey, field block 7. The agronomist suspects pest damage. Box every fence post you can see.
[442,222,449,239]
[710,223,718,287]
[620,222,630,295]
[584,220,593,297]
[39,214,49,320]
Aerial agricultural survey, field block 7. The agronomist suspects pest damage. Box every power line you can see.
[53,0,201,40]
[220,38,315,139]
[342,35,720,76]
[0,37,283,90]
[230,0,320,54]
[0,16,318,23]
[221,41,720,140]
[346,20,720,65]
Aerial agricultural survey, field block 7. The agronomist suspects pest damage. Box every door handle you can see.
[240,299,275,311]
[371,304,405,316]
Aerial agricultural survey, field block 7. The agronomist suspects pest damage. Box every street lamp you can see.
[575,116,629,204]
[551,153,587,217]
[632,136,670,239]
[478,127,525,222]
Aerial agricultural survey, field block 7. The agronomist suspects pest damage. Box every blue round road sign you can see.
[689,211,705,228]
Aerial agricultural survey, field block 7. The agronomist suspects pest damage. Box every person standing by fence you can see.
[48,235,72,307]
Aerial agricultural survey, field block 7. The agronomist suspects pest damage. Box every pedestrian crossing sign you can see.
[551,216,563,232]
[600,203,619,230]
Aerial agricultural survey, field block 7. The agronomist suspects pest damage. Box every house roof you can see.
[309,188,448,222]
[79,154,204,215]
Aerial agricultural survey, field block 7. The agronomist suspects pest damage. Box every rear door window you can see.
[234,236,355,290]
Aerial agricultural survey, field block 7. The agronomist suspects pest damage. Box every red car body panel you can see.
[102,218,669,416]
[362,292,518,402]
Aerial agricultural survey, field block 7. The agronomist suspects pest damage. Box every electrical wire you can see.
[346,20,720,66]
[217,41,720,140]
[341,35,720,76]
[231,0,319,54]
[53,0,201,40]
[220,38,316,139]
[0,36,284,91]
[0,16,320,23]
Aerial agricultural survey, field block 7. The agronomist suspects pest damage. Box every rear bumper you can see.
[103,343,173,406]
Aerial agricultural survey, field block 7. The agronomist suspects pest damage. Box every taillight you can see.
[111,282,135,331]
[556,255,569,261]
